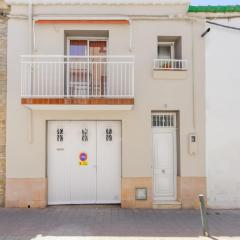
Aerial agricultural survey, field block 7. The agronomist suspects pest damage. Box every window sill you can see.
[153,69,187,80]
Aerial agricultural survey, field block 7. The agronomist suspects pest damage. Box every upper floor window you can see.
[68,39,107,57]
[153,36,187,75]
[157,36,182,60]
[65,30,109,56]
[157,42,175,60]
[69,40,88,56]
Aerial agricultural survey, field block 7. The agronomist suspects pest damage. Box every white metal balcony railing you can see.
[21,55,135,99]
[153,59,187,71]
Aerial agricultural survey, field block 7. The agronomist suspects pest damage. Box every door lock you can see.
[162,169,165,174]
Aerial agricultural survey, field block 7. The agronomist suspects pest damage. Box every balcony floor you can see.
[21,98,134,110]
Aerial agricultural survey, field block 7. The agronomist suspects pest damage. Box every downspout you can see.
[28,0,33,144]
[191,20,196,130]
[129,19,133,52]
[33,19,36,52]
[28,0,32,54]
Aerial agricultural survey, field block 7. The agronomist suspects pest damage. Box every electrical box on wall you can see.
[189,133,198,155]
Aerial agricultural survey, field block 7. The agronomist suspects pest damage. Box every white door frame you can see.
[152,112,177,202]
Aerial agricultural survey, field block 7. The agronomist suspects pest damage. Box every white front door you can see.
[152,113,177,201]
[47,121,121,205]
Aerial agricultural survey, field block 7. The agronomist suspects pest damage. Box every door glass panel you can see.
[69,40,87,56]
[69,40,88,56]
[89,41,107,96]
[67,40,107,97]
[89,41,107,56]
[68,40,88,97]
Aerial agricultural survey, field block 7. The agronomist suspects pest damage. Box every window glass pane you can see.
[69,40,87,56]
[158,45,171,59]
[89,41,107,56]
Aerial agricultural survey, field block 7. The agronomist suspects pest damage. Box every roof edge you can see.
[188,5,240,13]
[5,0,190,5]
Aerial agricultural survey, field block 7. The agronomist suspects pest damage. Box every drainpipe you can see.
[191,20,196,130]
[28,0,33,54]
[129,19,133,52]
[28,0,33,144]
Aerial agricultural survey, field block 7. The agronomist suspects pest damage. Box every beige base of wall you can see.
[177,176,207,209]
[121,177,152,208]
[5,178,47,208]
[121,177,206,209]
[5,177,206,209]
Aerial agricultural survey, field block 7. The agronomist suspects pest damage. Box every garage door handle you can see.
[56,148,64,151]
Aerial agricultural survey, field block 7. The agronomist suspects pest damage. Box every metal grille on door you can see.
[81,128,88,142]
[106,128,113,142]
[57,128,64,142]
[152,113,176,128]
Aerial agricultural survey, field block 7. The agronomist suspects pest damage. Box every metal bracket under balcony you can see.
[21,55,135,110]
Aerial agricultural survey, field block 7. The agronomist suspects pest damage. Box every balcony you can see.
[21,55,135,110]
[153,59,188,80]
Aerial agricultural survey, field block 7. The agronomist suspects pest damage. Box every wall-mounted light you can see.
[135,188,148,200]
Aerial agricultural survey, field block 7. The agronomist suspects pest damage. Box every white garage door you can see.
[47,121,121,205]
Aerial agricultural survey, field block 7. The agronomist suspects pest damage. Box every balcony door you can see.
[67,38,107,97]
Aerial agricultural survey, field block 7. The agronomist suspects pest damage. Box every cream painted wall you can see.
[206,18,240,208]
[6,5,206,179]
[34,24,129,56]
[10,4,188,17]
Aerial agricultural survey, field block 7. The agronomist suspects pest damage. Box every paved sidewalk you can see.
[0,206,239,240]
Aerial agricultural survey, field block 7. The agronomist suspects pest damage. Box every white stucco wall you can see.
[206,18,240,208]
[6,5,206,180]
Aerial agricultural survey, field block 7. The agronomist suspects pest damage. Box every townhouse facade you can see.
[0,0,8,207]
[190,5,240,209]
[5,0,206,209]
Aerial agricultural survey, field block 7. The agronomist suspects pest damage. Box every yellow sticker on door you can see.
[79,152,88,166]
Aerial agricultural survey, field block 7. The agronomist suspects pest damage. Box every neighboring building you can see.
[0,0,8,207]
[5,0,206,209]
[189,5,240,209]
